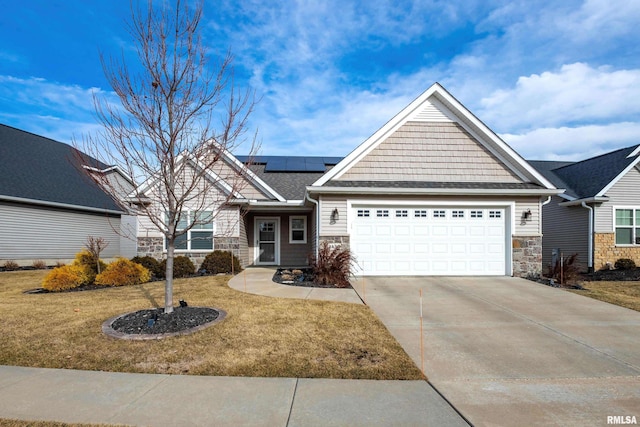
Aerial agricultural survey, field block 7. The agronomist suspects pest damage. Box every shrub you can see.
[614,258,636,270]
[131,256,164,279]
[200,250,242,275]
[2,260,20,271]
[160,256,195,278]
[95,258,151,287]
[311,241,355,288]
[549,253,581,284]
[42,265,88,291]
[74,250,107,284]
[32,260,47,270]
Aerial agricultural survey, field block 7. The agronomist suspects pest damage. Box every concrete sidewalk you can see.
[228,267,364,305]
[0,366,468,426]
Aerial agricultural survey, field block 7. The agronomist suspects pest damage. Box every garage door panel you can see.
[351,206,507,276]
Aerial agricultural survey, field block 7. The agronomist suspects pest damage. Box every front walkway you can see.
[228,267,364,304]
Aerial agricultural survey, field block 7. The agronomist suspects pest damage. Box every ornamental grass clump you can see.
[312,241,355,288]
[42,264,89,291]
[95,258,151,287]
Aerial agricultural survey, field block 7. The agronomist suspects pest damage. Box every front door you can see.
[255,218,279,265]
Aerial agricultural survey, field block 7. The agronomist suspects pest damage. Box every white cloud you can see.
[503,122,640,161]
[479,63,640,131]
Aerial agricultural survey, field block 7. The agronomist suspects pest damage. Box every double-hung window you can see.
[615,208,640,245]
[290,216,307,244]
[167,210,214,251]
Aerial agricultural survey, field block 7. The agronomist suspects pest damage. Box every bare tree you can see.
[85,236,109,274]
[80,0,256,313]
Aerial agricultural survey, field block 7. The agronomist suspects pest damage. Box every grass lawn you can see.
[568,280,640,312]
[0,270,422,380]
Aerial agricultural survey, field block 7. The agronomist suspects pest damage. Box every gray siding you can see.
[0,201,123,265]
[245,212,312,266]
[319,196,348,236]
[595,166,640,233]
[541,195,589,269]
[238,213,249,267]
[337,122,522,183]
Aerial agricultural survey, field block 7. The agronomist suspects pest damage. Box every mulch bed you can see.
[272,268,352,289]
[110,306,220,335]
[588,268,640,281]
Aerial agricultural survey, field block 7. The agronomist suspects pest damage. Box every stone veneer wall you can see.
[136,236,242,268]
[594,232,640,270]
[512,236,542,278]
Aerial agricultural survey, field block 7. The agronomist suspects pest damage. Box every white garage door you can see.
[351,206,507,275]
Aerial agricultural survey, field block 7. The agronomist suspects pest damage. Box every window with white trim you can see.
[470,210,483,218]
[615,208,640,245]
[415,210,428,218]
[395,209,408,217]
[166,210,214,251]
[376,209,389,217]
[357,209,370,217]
[433,210,446,218]
[290,216,307,244]
[452,210,464,218]
[489,210,501,218]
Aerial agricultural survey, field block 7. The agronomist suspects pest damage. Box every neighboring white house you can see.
[0,124,137,266]
[135,83,561,277]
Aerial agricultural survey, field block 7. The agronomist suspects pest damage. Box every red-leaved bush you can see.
[311,241,355,288]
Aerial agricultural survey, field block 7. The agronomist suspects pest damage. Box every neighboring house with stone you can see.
[0,124,137,266]
[530,145,640,272]
[134,83,560,277]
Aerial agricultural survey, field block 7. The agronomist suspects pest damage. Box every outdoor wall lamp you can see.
[331,208,340,223]
[522,209,532,221]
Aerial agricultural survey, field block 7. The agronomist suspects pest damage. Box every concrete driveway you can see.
[355,276,640,426]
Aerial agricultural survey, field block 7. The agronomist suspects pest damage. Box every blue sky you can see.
[1,0,639,160]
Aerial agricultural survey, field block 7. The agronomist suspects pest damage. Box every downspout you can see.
[540,196,552,235]
[305,191,320,260]
[581,202,594,272]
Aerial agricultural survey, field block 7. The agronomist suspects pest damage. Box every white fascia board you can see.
[83,164,135,186]
[0,194,124,215]
[627,145,640,158]
[307,186,563,196]
[312,82,557,190]
[431,89,557,189]
[313,84,443,186]
[559,196,609,207]
[596,156,640,197]
[213,143,286,202]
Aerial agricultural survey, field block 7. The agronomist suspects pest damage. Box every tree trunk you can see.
[165,240,175,314]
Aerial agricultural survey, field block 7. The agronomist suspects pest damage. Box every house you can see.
[135,83,560,277]
[530,145,640,272]
[0,124,137,266]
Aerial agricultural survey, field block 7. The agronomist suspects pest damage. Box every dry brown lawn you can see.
[0,270,422,380]
[568,280,640,312]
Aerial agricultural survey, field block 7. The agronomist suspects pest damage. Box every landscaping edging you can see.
[102,307,227,340]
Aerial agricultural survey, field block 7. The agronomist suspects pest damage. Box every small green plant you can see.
[614,258,636,270]
[161,256,195,278]
[311,241,355,288]
[32,259,47,269]
[2,260,20,271]
[131,256,164,279]
[42,264,89,291]
[200,250,242,275]
[95,258,151,287]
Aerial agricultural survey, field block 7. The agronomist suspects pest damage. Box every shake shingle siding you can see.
[337,122,522,183]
